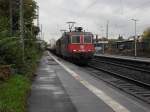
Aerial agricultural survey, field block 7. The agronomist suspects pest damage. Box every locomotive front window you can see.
[71,36,80,43]
[84,36,92,43]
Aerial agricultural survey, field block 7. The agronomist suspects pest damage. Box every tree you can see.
[0,0,43,74]
[117,35,124,41]
[0,0,9,33]
[142,27,150,42]
[0,0,38,35]
[0,0,9,16]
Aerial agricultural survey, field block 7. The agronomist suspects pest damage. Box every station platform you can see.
[28,51,150,112]
[94,54,150,63]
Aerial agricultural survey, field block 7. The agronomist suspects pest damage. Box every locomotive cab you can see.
[67,32,95,60]
[56,27,95,64]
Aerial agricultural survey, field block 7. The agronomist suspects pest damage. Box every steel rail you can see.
[91,59,150,74]
[88,64,150,89]
[94,56,150,70]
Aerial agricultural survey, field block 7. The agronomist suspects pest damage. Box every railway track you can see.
[94,56,150,71]
[87,58,150,104]
[92,58,150,74]
[89,58,150,85]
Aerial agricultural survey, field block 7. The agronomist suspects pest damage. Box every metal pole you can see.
[100,26,104,38]
[37,6,39,28]
[37,6,40,40]
[106,20,109,39]
[135,20,137,57]
[131,19,138,57]
[9,0,13,35]
[41,24,43,40]
[103,43,105,54]
[20,0,24,63]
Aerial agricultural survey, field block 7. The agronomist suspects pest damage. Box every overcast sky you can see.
[37,0,150,42]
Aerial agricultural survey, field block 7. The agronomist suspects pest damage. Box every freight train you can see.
[54,27,95,64]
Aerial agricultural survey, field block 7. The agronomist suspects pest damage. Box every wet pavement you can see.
[28,54,77,112]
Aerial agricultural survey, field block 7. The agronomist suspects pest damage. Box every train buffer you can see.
[28,51,150,112]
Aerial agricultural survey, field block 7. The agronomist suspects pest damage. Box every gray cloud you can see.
[37,0,150,42]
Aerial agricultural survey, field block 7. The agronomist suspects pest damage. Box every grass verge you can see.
[0,50,43,112]
[0,75,30,112]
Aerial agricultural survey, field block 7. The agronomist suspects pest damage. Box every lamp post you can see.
[131,19,138,57]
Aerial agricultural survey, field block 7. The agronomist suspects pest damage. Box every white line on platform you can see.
[48,52,130,112]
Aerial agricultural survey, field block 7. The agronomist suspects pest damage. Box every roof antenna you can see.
[67,21,76,32]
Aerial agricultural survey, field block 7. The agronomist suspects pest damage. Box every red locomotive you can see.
[55,27,95,64]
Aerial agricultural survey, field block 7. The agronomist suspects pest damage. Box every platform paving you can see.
[27,54,77,112]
